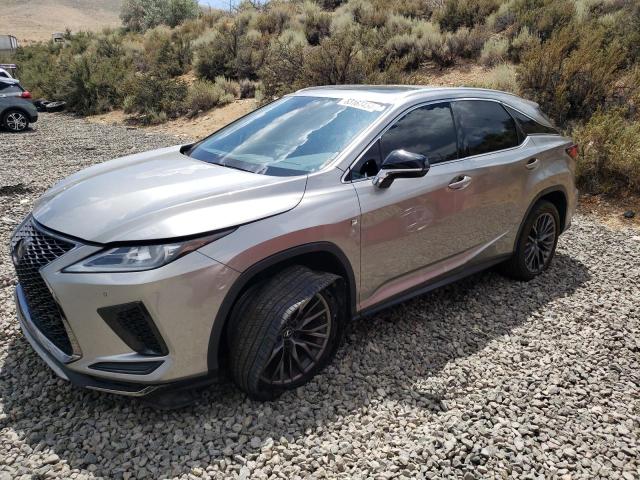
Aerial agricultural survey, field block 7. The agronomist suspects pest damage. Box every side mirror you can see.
[372,149,430,188]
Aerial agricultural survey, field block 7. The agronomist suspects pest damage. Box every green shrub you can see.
[259,30,306,99]
[194,31,237,80]
[143,26,192,77]
[239,78,260,98]
[58,53,131,115]
[470,63,518,93]
[300,19,369,86]
[436,0,501,32]
[121,0,200,32]
[480,36,508,66]
[186,80,235,114]
[518,22,627,124]
[574,110,640,194]
[123,75,188,123]
[509,26,538,62]
[214,76,240,98]
[508,0,575,41]
[299,1,332,45]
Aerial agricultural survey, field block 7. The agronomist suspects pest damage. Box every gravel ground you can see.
[0,114,639,479]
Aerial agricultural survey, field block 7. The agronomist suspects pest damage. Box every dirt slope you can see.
[2,0,121,43]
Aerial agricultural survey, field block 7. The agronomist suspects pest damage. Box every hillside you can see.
[2,0,121,43]
[9,0,640,196]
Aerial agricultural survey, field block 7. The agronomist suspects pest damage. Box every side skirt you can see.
[354,254,510,320]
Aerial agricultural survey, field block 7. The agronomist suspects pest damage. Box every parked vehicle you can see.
[1,96,38,132]
[0,67,14,79]
[10,86,578,402]
[0,78,31,100]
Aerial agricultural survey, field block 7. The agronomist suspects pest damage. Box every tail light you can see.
[20,90,32,99]
[566,144,578,159]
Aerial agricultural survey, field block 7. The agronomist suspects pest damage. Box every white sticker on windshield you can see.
[338,98,386,112]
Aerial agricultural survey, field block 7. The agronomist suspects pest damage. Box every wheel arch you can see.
[2,107,31,124]
[514,186,568,251]
[207,242,357,371]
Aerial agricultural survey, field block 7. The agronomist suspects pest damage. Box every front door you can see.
[351,102,477,309]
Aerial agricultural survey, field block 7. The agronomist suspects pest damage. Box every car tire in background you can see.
[45,101,66,112]
[499,200,560,281]
[2,109,29,132]
[227,265,345,400]
[34,99,50,112]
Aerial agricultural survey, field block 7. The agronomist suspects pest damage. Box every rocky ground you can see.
[0,114,638,479]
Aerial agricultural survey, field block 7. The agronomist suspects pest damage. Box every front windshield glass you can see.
[187,95,387,176]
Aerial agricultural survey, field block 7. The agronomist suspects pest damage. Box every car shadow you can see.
[0,253,590,478]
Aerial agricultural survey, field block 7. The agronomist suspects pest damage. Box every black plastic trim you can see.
[89,361,163,375]
[98,302,169,356]
[355,254,510,319]
[206,242,357,371]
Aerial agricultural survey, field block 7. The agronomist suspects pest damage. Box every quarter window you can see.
[504,105,559,135]
[452,100,519,157]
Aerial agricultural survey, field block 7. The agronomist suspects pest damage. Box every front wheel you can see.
[227,266,344,400]
[499,200,560,281]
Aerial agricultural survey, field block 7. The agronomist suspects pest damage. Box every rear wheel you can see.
[3,109,29,132]
[500,200,560,281]
[227,266,344,400]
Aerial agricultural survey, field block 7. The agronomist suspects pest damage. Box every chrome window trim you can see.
[341,97,549,184]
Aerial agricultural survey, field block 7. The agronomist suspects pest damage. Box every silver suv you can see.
[11,86,578,401]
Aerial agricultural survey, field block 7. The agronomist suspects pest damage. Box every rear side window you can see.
[452,100,519,157]
[380,102,458,164]
[505,105,559,135]
[0,83,22,93]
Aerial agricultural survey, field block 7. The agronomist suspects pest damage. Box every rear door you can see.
[448,99,539,257]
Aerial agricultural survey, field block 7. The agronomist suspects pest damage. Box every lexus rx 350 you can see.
[10,86,578,401]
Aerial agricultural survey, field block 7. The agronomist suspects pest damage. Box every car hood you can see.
[33,145,308,243]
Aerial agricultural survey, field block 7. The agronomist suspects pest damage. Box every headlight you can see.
[64,230,233,273]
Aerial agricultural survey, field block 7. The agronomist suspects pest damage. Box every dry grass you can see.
[3,0,121,43]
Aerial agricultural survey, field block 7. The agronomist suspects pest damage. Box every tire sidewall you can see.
[258,283,345,397]
[515,201,560,280]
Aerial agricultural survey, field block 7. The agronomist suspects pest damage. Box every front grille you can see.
[11,218,75,355]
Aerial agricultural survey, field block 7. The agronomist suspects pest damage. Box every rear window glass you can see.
[505,105,559,135]
[452,100,520,157]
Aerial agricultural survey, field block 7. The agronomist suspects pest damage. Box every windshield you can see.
[187,95,387,176]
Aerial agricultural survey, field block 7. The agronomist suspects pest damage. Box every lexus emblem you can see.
[12,239,27,266]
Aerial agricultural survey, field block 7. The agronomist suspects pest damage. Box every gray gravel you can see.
[1,114,639,479]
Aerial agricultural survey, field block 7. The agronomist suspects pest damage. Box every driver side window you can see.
[350,102,458,180]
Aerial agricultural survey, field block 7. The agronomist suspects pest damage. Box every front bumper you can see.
[16,285,157,396]
[13,224,240,396]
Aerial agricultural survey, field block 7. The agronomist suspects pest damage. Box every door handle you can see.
[448,175,472,190]
[525,158,540,170]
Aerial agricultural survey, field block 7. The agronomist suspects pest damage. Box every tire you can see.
[227,266,344,400]
[34,99,50,112]
[2,109,29,132]
[499,200,560,281]
[45,101,66,112]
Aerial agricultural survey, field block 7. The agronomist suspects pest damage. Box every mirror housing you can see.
[372,149,430,188]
